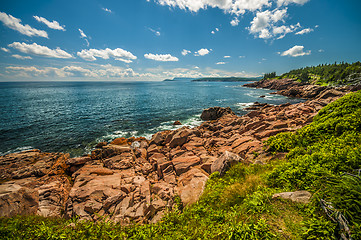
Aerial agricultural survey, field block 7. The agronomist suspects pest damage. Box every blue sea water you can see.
[0,81,302,156]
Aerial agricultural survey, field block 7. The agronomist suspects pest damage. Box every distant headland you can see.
[163,76,262,82]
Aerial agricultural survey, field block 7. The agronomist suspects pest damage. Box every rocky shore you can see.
[244,78,360,98]
[0,79,353,224]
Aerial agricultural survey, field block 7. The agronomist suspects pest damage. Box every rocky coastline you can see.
[0,78,354,224]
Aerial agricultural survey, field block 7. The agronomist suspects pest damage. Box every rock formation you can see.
[0,79,352,224]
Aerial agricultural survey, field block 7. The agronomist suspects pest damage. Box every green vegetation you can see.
[1,91,361,239]
[280,61,361,86]
[267,90,361,238]
[263,72,277,80]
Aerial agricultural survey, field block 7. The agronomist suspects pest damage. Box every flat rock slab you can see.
[272,190,312,203]
[172,156,201,175]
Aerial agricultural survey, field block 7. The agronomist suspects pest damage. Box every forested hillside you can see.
[265,62,361,86]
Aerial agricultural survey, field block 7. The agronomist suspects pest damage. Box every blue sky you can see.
[0,0,360,81]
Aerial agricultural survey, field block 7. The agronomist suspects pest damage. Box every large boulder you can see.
[169,128,192,148]
[200,107,235,121]
[211,151,243,175]
[0,182,39,217]
[176,168,209,205]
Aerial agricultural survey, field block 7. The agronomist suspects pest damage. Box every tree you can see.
[263,72,276,80]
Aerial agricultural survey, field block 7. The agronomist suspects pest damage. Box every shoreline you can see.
[0,78,354,223]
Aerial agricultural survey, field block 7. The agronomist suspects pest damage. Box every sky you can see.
[0,0,360,81]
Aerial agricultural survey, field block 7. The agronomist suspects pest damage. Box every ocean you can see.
[0,80,302,156]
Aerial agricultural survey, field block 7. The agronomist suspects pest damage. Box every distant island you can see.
[191,77,262,82]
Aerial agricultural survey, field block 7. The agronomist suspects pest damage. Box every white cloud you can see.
[78,29,89,46]
[79,29,87,38]
[12,54,32,59]
[239,55,245,58]
[144,53,179,62]
[230,18,239,26]
[1,47,10,53]
[182,49,191,56]
[280,45,311,57]
[8,42,73,59]
[194,48,210,56]
[277,0,310,7]
[224,56,231,58]
[77,48,137,62]
[148,28,161,36]
[318,49,324,53]
[33,16,65,31]
[0,11,48,38]
[248,8,289,39]
[295,27,313,35]
[154,0,271,16]
[3,63,261,80]
[248,8,304,39]
[5,64,141,79]
[216,62,226,65]
[102,8,112,13]
[116,58,133,63]
[211,27,219,34]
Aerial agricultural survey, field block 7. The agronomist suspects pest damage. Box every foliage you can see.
[266,91,361,238]
[280,61,361,86]
[263,72,277,80]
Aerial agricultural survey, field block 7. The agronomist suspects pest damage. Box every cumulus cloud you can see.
[277,0,310,7]
[224,56,231,58]
[230,17,240,26]
[33,16,65,31]
[144,53,179,62]
[152,0,309,40]
[295,27,313,35]
[102,8,112,13]
[8,42,73,59]
[0,11,48,38]
[216,62,226,65]
[248,8,289,39]
[4,63,261,80]
[248,9,309,39]
[194,48,210,56]
[239,55,245,58]
[11,54,32,59]
[280,45,311,57]
[5,64,140,79]
[154,0,271,15]
[1,47,10,52]
[6,66,73,78]
[182,49,191,56]
[318,49,324,53]
[77,48,137,62]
